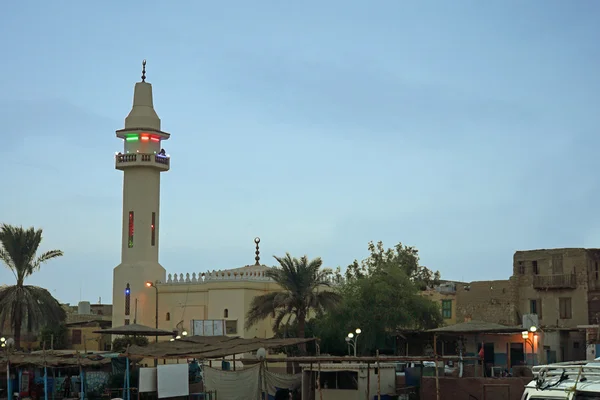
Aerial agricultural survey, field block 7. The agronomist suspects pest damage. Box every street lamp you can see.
[1,337,5,348]
[345,328,361,357]
[522,330,537,366]
[145,281,159,343]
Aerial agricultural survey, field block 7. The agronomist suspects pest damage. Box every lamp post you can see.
[145,281,159,343]
[345,328,362,357]
[145,281,159,367]
[522,326,537,366]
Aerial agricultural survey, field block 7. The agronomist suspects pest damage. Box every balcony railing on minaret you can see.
[115,153,170,168]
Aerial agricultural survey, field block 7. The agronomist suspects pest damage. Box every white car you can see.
[523,361,600,399]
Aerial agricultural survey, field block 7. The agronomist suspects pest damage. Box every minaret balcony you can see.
[115,153,170,171]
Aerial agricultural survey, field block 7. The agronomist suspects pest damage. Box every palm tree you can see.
[0,224,66,349]
[245,254,341,351]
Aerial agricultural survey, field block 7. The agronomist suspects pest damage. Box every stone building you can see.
[452,248,600,362]
[455,280,515,326]
[512,248,600,329]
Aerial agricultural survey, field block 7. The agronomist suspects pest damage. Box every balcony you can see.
[115,153,170,171]
[533,273,577,290]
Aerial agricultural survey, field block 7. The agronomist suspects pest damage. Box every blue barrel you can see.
[221,360,231,371]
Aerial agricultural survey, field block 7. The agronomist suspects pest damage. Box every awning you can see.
[124,335,316,359]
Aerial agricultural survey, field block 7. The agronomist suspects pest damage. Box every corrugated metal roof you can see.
[428,320,523,334]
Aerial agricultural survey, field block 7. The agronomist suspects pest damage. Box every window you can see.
[166,312,170,321]
[317,371,358,390]
[595,261,599,281]
[574,341,580,349]
[125,283,131,315]
[559,297,572,319]
[530,299,542,319]
[518,261,525,275]
[128,211,134,248]
[225,320,237,334]
[72,330,82,345]
[442,300,452,319]
[552,255,564,274]
[224,309,229,318]
[532,260,539,275]
[151,212,156,246]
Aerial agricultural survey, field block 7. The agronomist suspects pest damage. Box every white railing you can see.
[164,271,274,284]
[163,271,342,285]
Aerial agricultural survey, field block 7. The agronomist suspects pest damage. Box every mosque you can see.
[111,62,279,339]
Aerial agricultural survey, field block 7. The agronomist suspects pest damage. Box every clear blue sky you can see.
[1,0,599,305]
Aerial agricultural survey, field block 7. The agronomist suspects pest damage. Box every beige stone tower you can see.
[112,61,169,329]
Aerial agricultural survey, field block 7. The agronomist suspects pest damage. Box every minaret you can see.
[112,60,169,330]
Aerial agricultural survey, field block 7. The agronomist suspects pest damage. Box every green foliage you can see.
[273,319,318,356]
[112,335,149,352]
[245,254,342,338]
[312,241,443,355]
[0,224,65,349]
[39,324,68,350]
[344,241,441,290]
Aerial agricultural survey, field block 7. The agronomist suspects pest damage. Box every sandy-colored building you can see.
[110,64,282,340]
[421,282,461,326]
[65,320,112,352]
[449,248,600,363]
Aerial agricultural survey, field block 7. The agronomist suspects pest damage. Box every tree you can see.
[0,224,66,349]
[345,241,441,290]
[313,241,443,355]
[39,324,68,350]
[112,335,149,352]
[245,254,341,352]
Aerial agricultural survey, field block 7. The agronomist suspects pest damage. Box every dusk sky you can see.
[1,0,599,305]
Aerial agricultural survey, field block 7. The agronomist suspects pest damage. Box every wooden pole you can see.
[376,350,381,400]
[366,362,370,400]
[76,351,85,400]
[317,361,322,400]
[43,342,48,400]
[5,349,10,400]
[434,334,440,400]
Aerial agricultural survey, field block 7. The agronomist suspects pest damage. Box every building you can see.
[450,248,600,363]
[421,281,463,326]
[65,320,112,351]
[111,63,280,340]
[455,280,515,326]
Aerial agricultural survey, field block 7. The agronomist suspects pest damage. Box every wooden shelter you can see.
[123,335,316,359]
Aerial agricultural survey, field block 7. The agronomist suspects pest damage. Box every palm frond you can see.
[245,253,341,339]
[0,225,62,285]
[31,250,64,272]
[0,285,66,334]
[245,292,289,330]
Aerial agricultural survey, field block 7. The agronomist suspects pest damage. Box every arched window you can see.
[224,309,229,318]
[166,312,171,321]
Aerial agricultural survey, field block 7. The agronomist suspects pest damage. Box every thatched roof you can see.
[0,352,111,368]
[124,335,316,359]
[93,323,174,336]
[428,320,524,334]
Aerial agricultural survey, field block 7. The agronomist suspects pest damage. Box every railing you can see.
[533,273,577,290]
[166,271,275,284]
[164,271,341,285]
[115,153,170,168]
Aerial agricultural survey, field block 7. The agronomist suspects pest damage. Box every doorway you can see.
[510,343,525,367]
[477,343,496,376]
